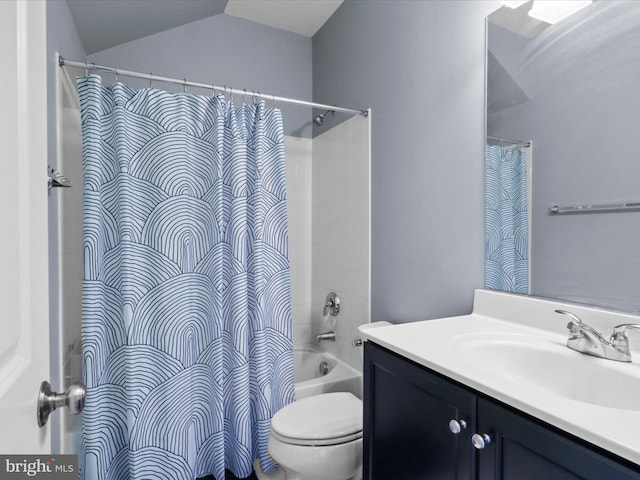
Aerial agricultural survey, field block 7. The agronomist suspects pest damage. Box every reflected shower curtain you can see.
[78,75,295,480]
[485,144,529,293]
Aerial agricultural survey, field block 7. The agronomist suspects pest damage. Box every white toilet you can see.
[266,392,363,480]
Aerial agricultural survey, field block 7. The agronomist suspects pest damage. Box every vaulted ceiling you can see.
[66,0,343,54]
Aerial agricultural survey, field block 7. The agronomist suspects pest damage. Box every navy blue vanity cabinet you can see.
[475,397,640,480]
[364,341,640,480]
[363,342,475,480]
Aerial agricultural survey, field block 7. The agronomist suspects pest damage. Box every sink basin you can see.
[450,332,640,411]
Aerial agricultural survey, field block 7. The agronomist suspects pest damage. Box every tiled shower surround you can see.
[285,114,371,371]
[284,135,314,347]
[310,115,371,371]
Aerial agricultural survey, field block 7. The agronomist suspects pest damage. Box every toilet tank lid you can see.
[271,392,362,441]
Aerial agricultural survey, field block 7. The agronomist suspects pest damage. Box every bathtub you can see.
[293,347,362,400]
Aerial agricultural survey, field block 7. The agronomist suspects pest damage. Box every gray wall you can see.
[314,0,499,323]
[88,14,313,138]
[488,2,640,313]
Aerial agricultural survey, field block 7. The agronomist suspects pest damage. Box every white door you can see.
[0,0,51,452]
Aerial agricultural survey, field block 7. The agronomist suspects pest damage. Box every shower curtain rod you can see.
[59,55,368,117]
[487,135,531,150]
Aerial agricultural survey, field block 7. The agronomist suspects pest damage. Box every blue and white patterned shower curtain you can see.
[78,75,295,480]
[485,144,529,294]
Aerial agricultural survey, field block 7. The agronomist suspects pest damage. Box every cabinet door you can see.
[476,398,640,480]
[364,342,475,480]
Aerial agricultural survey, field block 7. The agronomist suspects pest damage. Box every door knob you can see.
[448,419,467,434]
[37,380,86,427]
[472,433,492,450]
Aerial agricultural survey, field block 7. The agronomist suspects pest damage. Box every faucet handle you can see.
[613,324,640,334]
[323,292,340,317]
[556,310,584,337]
[556,309,583,324]
[610,330,630,350]
[610,324,640,351]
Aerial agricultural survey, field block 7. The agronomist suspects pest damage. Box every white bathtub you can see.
[293,347,362,400]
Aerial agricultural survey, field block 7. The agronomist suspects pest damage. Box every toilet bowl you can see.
[267,392,363,480]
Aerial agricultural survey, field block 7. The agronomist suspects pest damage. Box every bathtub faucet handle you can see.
[323,292,340,317]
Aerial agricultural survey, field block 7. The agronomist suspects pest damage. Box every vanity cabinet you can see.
[476,397,640,480]
[364,342,640,480]
[363,341,475,479]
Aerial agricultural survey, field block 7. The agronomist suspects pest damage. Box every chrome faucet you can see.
[556,310,634,362]
[315,331,336,343]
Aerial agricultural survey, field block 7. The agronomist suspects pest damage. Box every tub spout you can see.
[315,331,336,343]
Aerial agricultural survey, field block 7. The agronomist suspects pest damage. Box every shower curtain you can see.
[485,144,529,294]
[78,75,295,480]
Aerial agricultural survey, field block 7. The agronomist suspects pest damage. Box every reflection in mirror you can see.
[486,1,640,313]
[485,138,531,294]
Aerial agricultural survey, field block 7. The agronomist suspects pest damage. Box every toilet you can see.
[267,392,363,480]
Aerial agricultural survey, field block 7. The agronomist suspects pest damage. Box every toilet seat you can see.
[271,428,362,447]
[271,392,363,447]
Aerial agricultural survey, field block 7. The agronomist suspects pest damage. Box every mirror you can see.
[486,1,640,313]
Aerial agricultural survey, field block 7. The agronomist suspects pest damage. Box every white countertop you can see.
[361,289,640,466]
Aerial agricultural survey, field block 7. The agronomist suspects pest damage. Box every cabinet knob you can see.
[448,419,467,434]
[472,433,492,450]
